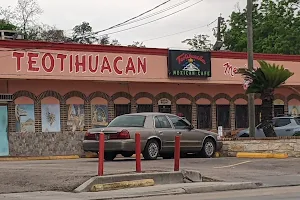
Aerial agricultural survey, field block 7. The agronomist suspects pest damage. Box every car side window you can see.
[274,118,291,127]
[154,116,172,128]
[168,115,189,129]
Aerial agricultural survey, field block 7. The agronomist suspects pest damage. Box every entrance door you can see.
[159,105,171,113]
[0,105,8,156]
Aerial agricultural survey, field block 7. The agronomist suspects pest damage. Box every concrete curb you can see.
[85,182,260,200]
[74,170,202,193]
[90,179,155,192]
[236,152,288,159]
[0,155,80,161]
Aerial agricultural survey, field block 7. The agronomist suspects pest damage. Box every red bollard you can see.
[174,135,180,171]
[98,132,105,176]
[135,133,142,173]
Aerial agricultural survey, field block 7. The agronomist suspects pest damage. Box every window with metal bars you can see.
[217,105,230,129]
[115,104,131,117]
[158,105,171,113]
[137,104,153,113]
[197,105,211,129]
[176,104,192,123]
[235,105,248,128]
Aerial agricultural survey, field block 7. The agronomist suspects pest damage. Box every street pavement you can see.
[0,157,299,193]
[119,186,300,200]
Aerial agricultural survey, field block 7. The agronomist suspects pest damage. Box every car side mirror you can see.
[188,125,194,130]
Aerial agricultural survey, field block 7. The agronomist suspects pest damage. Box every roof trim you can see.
[1,40,300,62]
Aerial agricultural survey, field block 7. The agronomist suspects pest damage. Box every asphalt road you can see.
[122,186,300,200]
[0,157,300,193]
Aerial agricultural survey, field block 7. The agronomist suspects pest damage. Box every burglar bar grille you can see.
[0,94,13,102]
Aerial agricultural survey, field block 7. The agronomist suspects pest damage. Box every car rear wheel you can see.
[104,152,117,161]
[200,138,216,158]
[143,139,159,160]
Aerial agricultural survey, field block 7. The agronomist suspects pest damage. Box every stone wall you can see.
[8,132,85,156]
[221,137,300,157]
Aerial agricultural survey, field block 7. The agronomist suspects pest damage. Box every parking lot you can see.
[0,157,300,194]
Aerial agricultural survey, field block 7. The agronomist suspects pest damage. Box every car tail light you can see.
[85,132,96,140]
[109,130,130,140]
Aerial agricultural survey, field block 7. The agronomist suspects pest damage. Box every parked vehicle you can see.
[236,116,300,137]
[83,112,223,161]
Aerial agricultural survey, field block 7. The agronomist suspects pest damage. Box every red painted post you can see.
[98,132,105,176]
[135,133,142,173]
[174,135,180,171]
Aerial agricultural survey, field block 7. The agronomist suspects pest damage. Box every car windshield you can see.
[295,117,300,125]
[108,115,146,127]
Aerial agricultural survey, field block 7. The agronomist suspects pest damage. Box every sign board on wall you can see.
[168,50,211,77]
[158,98,171,105]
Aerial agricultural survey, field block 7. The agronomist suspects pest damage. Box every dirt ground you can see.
[0,157,299,194]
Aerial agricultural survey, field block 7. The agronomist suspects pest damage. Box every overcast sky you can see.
[2,0,246,49]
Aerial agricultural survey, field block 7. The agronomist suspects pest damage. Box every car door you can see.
[167,115,201,152]
[153,115,177,152]
[274,118,293,136]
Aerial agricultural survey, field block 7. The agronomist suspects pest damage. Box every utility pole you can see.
[213,15,224,51]
[247,0,255,137]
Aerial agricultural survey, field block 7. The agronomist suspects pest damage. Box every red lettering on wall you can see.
[113,56,123,75]
[12,52,25,71]
[223,62,237,77]
[100,56,112,73]
[125,57,136,74]
[27,52,39,72]
[137,57,146,74]
[75,55,86,73]
[57,54,67,72]
[69,55,73,73]
[42,53,55,73]
[88,55,98,73]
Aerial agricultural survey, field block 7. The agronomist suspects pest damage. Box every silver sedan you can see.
[83,112,223,161]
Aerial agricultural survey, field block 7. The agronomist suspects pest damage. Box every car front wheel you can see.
[200,138,216,158]
[104,152,117,161]
[143,139,159,160]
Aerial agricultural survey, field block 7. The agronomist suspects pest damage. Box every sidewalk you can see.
[0,182,258,200]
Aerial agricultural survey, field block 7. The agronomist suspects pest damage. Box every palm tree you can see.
[238,60,294,137]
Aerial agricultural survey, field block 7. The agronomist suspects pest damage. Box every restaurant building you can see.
[0,40,300,157]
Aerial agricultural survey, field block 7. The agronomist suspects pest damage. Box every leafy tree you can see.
[26,24,69,42]
[182,34,213,51]
[14,0,43,39]
[0,0,42,39]
[0,19,17,30]
[72,21,98,44]
[98,34,121,46]
[223,0,300,54]
[239,61,294,137]
[128,41,146,48]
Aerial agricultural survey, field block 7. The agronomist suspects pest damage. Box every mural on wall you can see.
[289,106,300,116]
[41,104,61,132]
[91,105,108,128]
[67,104,85,132]
[15,104,35,132]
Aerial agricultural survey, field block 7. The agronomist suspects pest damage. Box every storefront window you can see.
[176,105,192,123]
[137,104,153,113]
[217,105,230,129]
[197,105,211,129]
[115,104,131,117]
[235,105,248,128]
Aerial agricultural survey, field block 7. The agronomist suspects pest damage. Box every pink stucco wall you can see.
[5,79,300,105]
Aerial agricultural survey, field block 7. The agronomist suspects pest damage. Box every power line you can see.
[95,0,172,34]
[115,0,192,28]
[141,19,217,42]
[93,0,205,38]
